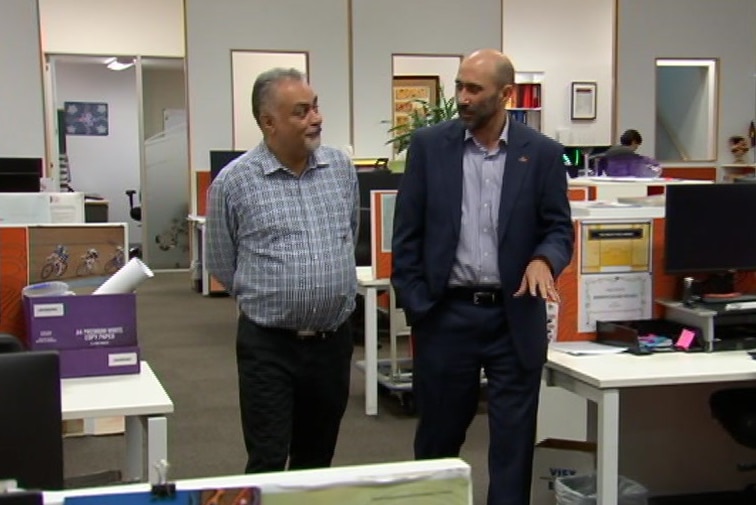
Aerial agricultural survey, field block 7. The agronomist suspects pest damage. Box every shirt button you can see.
[484,252,489,257]
[483,228,489,233]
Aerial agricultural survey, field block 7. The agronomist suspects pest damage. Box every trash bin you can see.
[555,474,648,505]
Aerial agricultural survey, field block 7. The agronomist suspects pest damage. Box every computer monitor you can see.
[209,150,246,181]
[0,351,63,490]
[0,157,42,193]
[664,183,756,278]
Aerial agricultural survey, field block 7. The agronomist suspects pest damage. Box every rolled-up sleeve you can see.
[205,176,237,292]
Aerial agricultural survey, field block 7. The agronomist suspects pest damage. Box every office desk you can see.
[568,176,711,201]
[44,458,471,505]
[545,349,756,504]
[61,361,174,483]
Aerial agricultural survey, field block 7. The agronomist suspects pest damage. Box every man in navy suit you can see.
[391,49,573,505]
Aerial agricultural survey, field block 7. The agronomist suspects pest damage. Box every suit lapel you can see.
[444,122,466,240]
[498,121,531,243]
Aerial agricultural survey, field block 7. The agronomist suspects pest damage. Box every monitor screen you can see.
[0,158,42,193]
[0,157,42,176]
[0,351,63,490]
[209,150,246,181]
[665,183,756,274]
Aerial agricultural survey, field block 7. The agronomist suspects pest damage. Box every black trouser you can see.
[412,296,542,505]
[236,315,353,473]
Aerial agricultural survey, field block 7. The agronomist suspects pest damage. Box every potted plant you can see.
[386,86,457,156]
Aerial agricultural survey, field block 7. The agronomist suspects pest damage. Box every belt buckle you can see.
[296,329,327,340]
[473,291,494,305]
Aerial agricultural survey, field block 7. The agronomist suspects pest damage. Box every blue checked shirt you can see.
[205,142,359,331]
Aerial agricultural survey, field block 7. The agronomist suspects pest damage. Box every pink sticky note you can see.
[676,329,695,350]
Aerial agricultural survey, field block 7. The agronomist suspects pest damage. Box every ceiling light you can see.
[105,57,135,71]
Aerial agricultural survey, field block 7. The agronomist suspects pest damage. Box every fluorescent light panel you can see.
[105,57,134,71]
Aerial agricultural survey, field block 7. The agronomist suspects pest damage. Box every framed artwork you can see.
[570,81,597,120]
[64,102,109,136]
[392,75,440,135]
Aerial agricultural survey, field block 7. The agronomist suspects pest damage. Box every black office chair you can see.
[125,190,143,260]
[125,189,142,222]
[0,334,24,353]
[710,388,756,499]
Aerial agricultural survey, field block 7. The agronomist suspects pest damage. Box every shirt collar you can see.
[259,142,330,176]
[464,117,509,148]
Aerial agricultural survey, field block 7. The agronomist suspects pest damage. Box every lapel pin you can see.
[518,155,529,163]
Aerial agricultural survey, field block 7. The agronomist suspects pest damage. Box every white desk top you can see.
[568,177,712,187]
[44,458,470,504]
[546,348,756,389]
[356,266,390,287]
[61,361,173,420]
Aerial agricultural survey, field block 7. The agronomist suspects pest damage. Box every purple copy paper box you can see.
[23,293,140,378]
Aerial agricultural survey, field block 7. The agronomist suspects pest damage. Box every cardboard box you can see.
[23,293,140,378]
[530,438,596,505]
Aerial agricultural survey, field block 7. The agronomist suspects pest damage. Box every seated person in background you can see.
[599,129,661,177]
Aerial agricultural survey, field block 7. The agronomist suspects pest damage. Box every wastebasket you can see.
[555,474,648,505]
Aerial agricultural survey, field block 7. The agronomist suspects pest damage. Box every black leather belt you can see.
[293,329,335,340]
[447,287,503,306]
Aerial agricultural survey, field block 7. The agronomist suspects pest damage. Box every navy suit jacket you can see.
[391,119,574,369]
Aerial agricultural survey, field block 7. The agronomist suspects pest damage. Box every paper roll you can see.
[93,257,154,295]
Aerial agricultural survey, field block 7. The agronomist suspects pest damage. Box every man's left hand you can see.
[513,258,559,302]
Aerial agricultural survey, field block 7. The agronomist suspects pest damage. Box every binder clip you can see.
[151,459,176,499]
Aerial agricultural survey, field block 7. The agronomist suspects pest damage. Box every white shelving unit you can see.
[507,71,544,131]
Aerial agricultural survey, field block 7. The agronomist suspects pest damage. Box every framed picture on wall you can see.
[391,75,440,138]
[570,81,597,121]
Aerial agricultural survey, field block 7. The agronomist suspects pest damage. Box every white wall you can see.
[352,0,502,158]
[185,0,350,179]
[54,62,141,244]
[1,0,46,159]
[231,51,308,151]
[143,67,186,139]
[38,0,184,57]
[502,0,614,146]
[617,0,756,166]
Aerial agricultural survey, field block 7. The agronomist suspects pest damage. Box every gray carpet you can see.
[63,272,490,503]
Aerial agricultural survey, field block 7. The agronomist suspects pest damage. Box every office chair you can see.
[125,189,142,222]
[0,351,64,490]
[0,334,24,353]
[597,154,660,178]
[710,387,756,499]
[124,190,143,260]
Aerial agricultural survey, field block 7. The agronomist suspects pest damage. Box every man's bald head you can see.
[461,49,515,88]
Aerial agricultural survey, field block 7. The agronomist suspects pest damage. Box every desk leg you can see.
[125,415,168,482]
[125,416,144,481]
[364,287,378,416]
[588,389,619,505]
[200,225,209,296]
